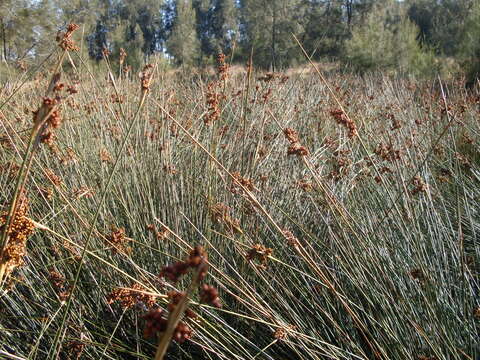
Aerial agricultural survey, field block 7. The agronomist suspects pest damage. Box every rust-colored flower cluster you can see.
[283,128,309,157]
[48,267,71,302]
[102,47,111,58]
[146,224,170,241]
[329,108,357,138]
[142,306,193,343]
[296,179,314,192]
[140,64,154,92]
[199,284,221,308]
[209,202,241,234]
[105,226,131,255]
[16,60,27,72]
[0,161,20,178]
[66,339,86,360]
[33,78,78,150]
[328,149,352,181]
[273,324,297,341]
[71,187,94,200]
[204,81,224,126]
[0,195,35,277]
[374,142,402,162]
[246,244,273,269]
[44,168,62,187]
[282,229,300,248]
[107,282,157,310]
[230,171,255,194]
[119,48,127,66]
[142,247,220,343]
[159,246,210,283]
[34,97,61,147]
[411,176,428,195]
[217,53,229,81]
[56,23,80,51]
[473,306,480,320]
[99,148,112,163]
[409,268,425,283]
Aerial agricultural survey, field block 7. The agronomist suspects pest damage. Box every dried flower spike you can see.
[0,194,35,278]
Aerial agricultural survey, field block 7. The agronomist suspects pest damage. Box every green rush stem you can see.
[154,100,378,359]
[47,81,151,359]
[241,49,253,174]
[292,34,409,237]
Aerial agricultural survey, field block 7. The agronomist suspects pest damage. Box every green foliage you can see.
[344,1,437,76]
[109,21,145,71]
[0,0,476,78]
[194,0,238,59]
[407,0,472,56]
[167,0,201,66]
[301,2,349,59]
[460,1,480,87]
[239,0,305,70]
[0,0,56,62]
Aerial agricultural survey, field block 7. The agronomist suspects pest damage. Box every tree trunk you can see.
[346,0,353,29]
[271,1,276,72]
[1,18,7,63]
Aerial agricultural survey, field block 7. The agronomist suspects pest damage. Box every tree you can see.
[299,0,349,59]
[167,0,201,66]
[407,0,473,56]
[117,0,163,56]
[239,0,305,70]
[210,0,238,54]
[0,0,55,63]
[343,1,436,76]
[461,1,480,87]
[192,0,237,61]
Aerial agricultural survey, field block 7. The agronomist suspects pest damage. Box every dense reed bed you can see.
[0,37,479,359]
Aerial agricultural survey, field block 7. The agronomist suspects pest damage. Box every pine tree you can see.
[109,20,145,70]
[117,0,163,56]
[407,0,473,56]
[343,1,436,76]
[192,0,237,60]
[239,0,305,70]
[210,0,237,54]
[461,1,480,87]
[300,0,348,59]
[167,0,201,66]
[0,0,47,63]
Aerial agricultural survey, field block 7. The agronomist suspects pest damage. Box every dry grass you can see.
[0,32,479,360]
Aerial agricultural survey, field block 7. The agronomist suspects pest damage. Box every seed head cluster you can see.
[105,226,131,255]
[217,53,229,81]
[159,246,210,283]
[56,23,80,51]
[329,108,357,138]
[246,244,273,269]
[209,203,241,234]
[283,128,309,156]
[0,195,35,277]
[142,246,221,344]
[140,64,154,92]
[107,283,157,310]
[48,268,71,303]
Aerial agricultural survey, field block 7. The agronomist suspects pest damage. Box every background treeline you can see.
[0,0,479,81]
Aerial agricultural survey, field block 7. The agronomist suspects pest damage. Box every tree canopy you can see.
[0,0,478,81]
